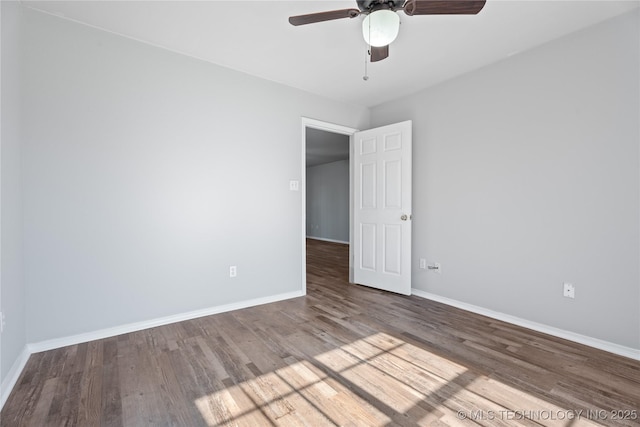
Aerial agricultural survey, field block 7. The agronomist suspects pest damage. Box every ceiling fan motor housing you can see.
[357,0,406,13]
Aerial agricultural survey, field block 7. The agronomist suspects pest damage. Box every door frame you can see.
[300,117,358,294]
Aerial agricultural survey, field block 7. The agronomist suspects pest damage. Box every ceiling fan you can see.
[289,0,486,62]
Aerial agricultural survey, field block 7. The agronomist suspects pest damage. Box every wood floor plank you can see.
[2,238,639,426]
[26,377,58,427]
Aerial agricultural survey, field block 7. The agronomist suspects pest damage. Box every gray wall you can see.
[18,7,368,345]
[371,10,639,349]
[306,160,349,243]
[1,1,26,383]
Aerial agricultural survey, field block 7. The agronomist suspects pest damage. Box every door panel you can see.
[353,121,412,295]
[360,223,377,271]
[360,163,377,209]
[384,159,402,209]
[383,224,402,275]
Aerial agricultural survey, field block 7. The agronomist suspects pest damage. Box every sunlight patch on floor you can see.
[193,331,468,425]
[314,332,470,414]
[194,346,392,425]
[194,332,591,426]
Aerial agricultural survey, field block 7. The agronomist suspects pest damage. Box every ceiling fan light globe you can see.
[362,10,400,47]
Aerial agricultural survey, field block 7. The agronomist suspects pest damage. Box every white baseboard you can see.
[28,290,304,354]
[411,288,640,361]
[306,236,349,245]
[1,345,30,411]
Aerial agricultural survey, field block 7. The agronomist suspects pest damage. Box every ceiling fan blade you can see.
[289,9,361,26]
[370,45,389,62]
[404,0,486,16]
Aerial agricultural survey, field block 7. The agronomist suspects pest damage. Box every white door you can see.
[353,121,412,295]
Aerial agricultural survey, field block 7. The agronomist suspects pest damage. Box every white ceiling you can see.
[24,0,639,108]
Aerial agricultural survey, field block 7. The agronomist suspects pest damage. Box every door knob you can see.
[401,214,408,221]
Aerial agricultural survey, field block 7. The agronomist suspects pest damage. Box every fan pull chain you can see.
[363,51,369,81]
[363,15,371,81]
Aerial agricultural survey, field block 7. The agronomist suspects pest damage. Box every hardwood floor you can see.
[2,238,639,426]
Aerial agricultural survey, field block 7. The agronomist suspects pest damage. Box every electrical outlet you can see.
[563,282,575,299]
[419,259,427,269]
[229,266,237,278]
[289,180,299,191]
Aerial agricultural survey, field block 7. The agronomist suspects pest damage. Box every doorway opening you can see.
[306,128,350,244]
[301,118,358,294]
